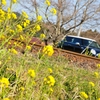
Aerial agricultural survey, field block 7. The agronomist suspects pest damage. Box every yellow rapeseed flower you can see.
[3,98,10,100]
[19,35,24,41]
[6,13,11,19]
[37,15,42,21]
[89,82,95,87]
[0,77,10,87]
[45,0,51,6]
[50,88,53,92]
[40,33,45,39]
[0,34,6,40]
[1,0,6,5]
[23,22,27,27]
[48,75,55,86]
[26,45,31,50]
[6,67,14,71]
[25,19,30,24]
[10,29,15,34]
[48,68,53,73]
[11,13,17,19]
[17,24,23,32]
[32,81,36,86]
[7,8,11,13]
[97,98,100,100]
[80,92,88,99]
[14,42,17,46]
[22,20,30,27]
[28,69,35,78]
[0,9,5,19]
[20,87,25,91]
[97,64,100,68]
[44,77,47,82]
[42,45,54,56]
[10,48,18,54]
[94,72,99,78]
[12,0,17,3]
[34,24,41,32]
[50,8,57,15]
[7,57,11,60]
[22,11,28,18]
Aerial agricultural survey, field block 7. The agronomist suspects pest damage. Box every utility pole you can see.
[78,24,82,36]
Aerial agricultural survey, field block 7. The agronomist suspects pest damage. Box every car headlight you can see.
[90,49,96,55]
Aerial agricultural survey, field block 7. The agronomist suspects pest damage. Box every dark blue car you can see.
[57,35,100,57]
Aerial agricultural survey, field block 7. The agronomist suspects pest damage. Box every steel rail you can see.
[8,38,100,69]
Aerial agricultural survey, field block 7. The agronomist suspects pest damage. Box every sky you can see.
[5,0,100,33]
[5,0,33,19]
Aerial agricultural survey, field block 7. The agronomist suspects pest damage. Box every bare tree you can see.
[18,0,100,45]
[49,0,100,44]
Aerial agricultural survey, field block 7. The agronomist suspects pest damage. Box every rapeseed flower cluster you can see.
[0,9,5,22]
[0,77,10,88]
[49,87,53,92]
[34,24,41,32]
[26,45,31,51]
[48,68,53,74]
[44,0,57,16]
[45,0,51,6]
[11,13,17,19]
[9,48,18,54]
[97,64,100,68]
[16,24,23,32]
[0,7,17,21]
[14,42,17,46]
[21,19,30,28]
[22,11,28,18]
[7,8,10,13]
[28,69,35,78]
[3,98,10,100]
[50,8,57,15]
[6,13,11,19]
[89,81,95,87]
[80,92,88,99]
[94,72,99,78]
[37,15,42,21]
[19,86,25,91]
[9,29,15,34]
[42,45,54,56]
[44,75,55,86]
[12,0,17,3]
[1,0,6,5]
[40,33,46,39]
[19,35,24,41]
[0,34,6,40]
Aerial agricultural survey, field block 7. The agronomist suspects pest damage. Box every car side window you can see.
[72,38,82,45]
[83,40,90,46]
[66,37,73,42]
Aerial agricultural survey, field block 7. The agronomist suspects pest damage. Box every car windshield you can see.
[83,39,100,48]
[89,41,100,49]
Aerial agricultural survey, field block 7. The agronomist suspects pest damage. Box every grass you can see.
[0,1,100,99]
[0,47,100,100]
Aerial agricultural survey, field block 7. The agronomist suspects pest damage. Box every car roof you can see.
[67,35,96,42]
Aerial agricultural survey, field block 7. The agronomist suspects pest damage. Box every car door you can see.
[72,38,83,53]
[62,36,75,51]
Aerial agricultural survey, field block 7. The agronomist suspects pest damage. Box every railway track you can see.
[6,38,100,69]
